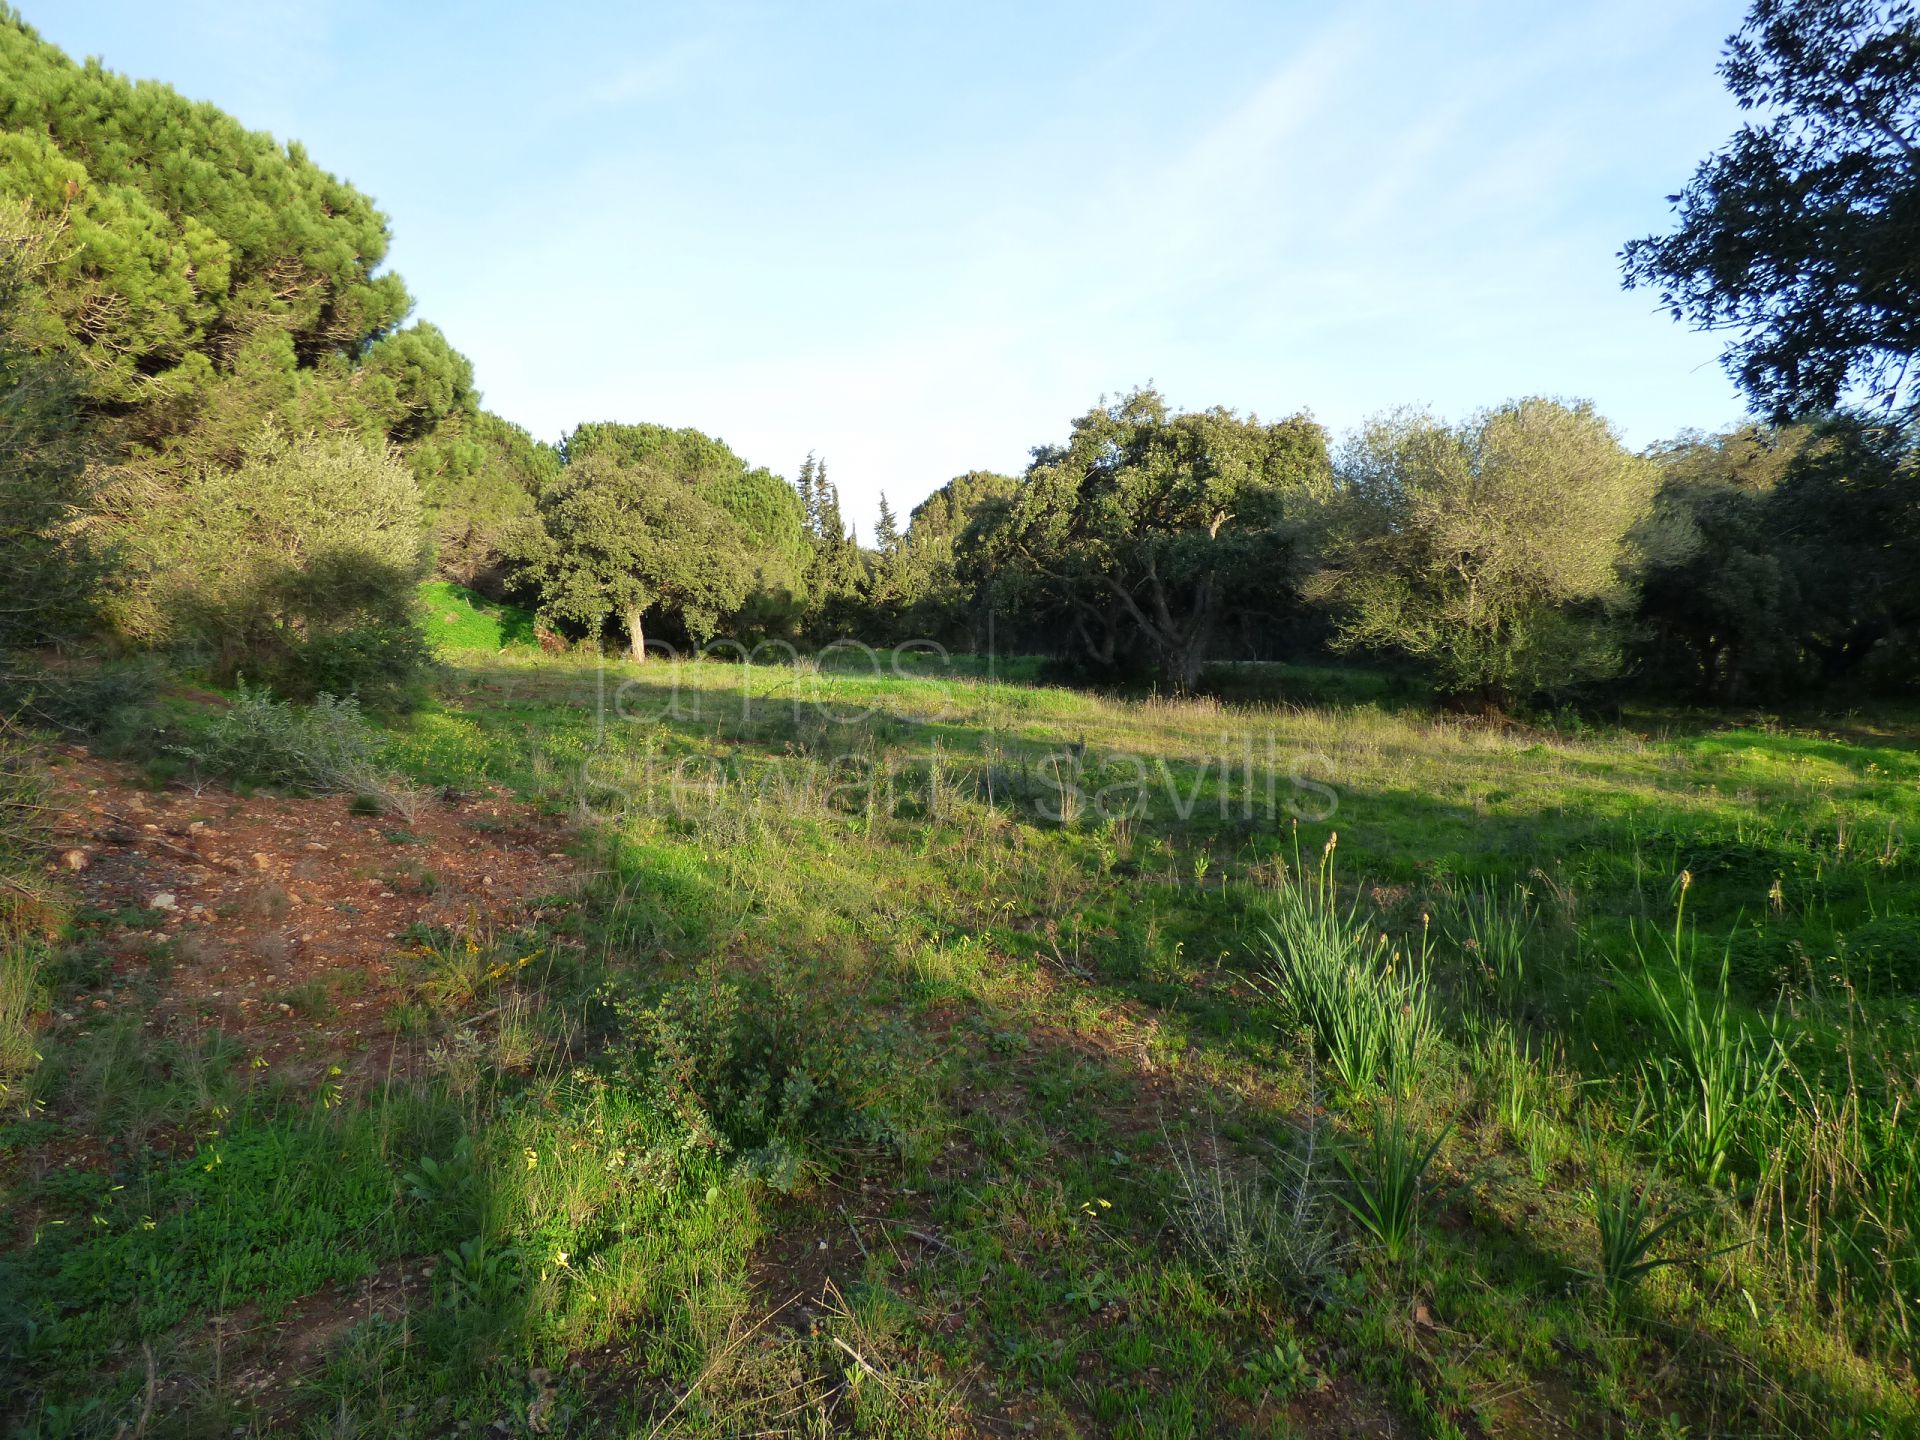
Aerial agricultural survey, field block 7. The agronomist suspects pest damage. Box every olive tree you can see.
[1312,399,1660,704]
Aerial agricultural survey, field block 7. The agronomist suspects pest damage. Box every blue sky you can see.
[33,0,1751,531]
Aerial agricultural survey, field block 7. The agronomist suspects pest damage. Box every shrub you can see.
[0,657,169,760]
[142,426,434,710]
[1165,1117,1342,1300]
[173,685,378,794]
[607,959,908,1189]
[273,619,436,713]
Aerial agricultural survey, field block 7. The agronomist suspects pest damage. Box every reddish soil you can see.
[39,744,576,1082]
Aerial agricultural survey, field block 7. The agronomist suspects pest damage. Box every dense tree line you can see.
[0,8,547,706]
[2,0,1916,717]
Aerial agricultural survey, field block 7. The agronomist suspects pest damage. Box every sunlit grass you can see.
[7,648,1918,1436]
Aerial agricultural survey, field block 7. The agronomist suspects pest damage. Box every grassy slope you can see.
[417,580,538,653]
[5,653,1917,1438]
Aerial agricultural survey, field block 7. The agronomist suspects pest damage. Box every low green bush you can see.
[270,619,436,714]
[172,685,378,794]
[606,959,909,1190]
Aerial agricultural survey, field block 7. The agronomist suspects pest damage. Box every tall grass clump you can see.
[0,725,54,1107]
[0,941,42,1104]
[1334,1107,1448,1264]
[1252,833,1434,1096]
[1447,877,1535,1003]
[1633,874,1789,1188]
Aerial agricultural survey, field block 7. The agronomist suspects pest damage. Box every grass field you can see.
[4,650,1918,1437]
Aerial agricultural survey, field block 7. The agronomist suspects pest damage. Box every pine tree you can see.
[818,473,847,547]
[795,452,819,537]
[875,492,900,552]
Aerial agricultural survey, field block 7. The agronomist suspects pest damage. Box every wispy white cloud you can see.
[31,0,1752,530]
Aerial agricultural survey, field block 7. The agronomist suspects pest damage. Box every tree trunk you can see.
[625,605,645,663]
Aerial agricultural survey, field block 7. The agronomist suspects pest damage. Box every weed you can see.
[265,978,334,1018]
[1253,872,1434,1097]
[1334,1107,1448,1265]
[609,958,914,1186]
[1242,1333,1315,1398]
[1584,1165,1691,1317]
[439,1234,522,1310]
[1164,1115,1343,1301]
[415,923,532,1014]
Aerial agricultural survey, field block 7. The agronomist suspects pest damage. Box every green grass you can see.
[5,651,1919,1437]
[417,580,538,653]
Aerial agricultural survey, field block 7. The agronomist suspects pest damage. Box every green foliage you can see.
[412,411,554,583]
[1631,425,1814,699]
[135,424,432,704]
[0,726,54,1110]
[286,621,435,712]
[1624,0,1920,423]
[0,11,408,420]
[1242,1334,1315,1399]
[0,935,40,1107]
[0,1105,400,1376]
[1633,417,1920,698]
[794,451,869,642]
[562,422,809,634]
[983,387,1330,691]
[607,960,907,1187]
[898,469,1020,644]
[1252,844,1434,1096]
[418,580,537,652]
[1333,1107,1447,1265]
[1633,900,1791,1189]
[1313,398,1659,703]
[0,16,551,654]
[360,322,476,444]
[514,448,756,658]
[172,685,378,794]
[1584,1166,1691,1317]
[1446,878,1535,1005]
[0,204,107,660]
[1770,415,1920,691]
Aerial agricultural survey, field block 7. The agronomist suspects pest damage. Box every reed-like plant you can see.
[1334,1106,1448,1264]
[1448,878,1535,1002]
[1584,1167,1689,1316]
[1636,874,1789,1188]
[1252,833,1435,1096]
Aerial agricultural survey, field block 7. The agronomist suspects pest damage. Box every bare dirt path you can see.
[41,744,574,1081]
